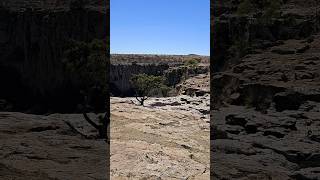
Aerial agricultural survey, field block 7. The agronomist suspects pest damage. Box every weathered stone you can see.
[271,48,296,54]
[111,96,209,179]
[274,92,304,111]
[211,1,320,179]
[225,114,248,127]
[0,112,108,180]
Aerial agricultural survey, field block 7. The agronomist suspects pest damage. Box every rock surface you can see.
[211,1,320,179]
[0,75,210,180]
[110,96,210,179]
[0,112,108,180]
[211,34,320,180]
[176,73,210,97]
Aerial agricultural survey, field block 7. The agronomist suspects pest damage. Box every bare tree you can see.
[130,74,170,106]
[62,39,109,141]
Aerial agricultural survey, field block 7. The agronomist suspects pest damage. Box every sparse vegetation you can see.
[63,39,109,140]
[184,58,200,67]
[130,74,170,105]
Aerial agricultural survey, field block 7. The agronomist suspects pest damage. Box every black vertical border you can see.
[106,0,110,178]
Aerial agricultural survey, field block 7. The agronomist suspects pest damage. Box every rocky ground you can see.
[110,94,210,179]
[0,65,210,180]
[211,32,320,179]
[109,55,210,179]
[109,59,210,179]
[0,112,108,180]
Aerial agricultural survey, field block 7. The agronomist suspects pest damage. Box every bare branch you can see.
[63,120,94,139]
[83,112,100,130]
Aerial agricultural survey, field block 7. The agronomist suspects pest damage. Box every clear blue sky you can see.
[111,0,210,56]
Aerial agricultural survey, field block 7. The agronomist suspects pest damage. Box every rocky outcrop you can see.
[0,1,108,113]
[211,1,320,179]
[211,102,320,179]
[176,73,210,97]
[211,36,320,179]
[165,65,209,87]
[212,0,320,72]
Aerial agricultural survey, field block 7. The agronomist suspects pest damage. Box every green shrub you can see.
[184,58,200,67]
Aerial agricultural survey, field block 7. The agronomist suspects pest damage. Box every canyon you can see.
[110,54,209,96]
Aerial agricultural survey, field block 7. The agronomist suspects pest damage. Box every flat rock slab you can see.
[0,112,108,180]
[110,97,210,179]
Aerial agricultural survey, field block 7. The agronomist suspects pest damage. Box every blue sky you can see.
[111,0,210,55]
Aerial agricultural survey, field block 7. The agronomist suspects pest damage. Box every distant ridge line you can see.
[110,54,210,64]
[111,53,210,57]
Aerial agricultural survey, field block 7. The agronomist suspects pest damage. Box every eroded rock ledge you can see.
[211,1,320,178]
[211,34,320,180]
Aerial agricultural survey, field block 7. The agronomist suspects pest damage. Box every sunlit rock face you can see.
[0,1,108,113]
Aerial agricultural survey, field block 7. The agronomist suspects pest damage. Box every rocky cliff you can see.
[110,54,209,96]
[211,1,320,179]
[0,0,108,113]
[212,0,320,72]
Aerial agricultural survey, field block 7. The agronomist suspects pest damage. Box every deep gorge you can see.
[110,61,209,97]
